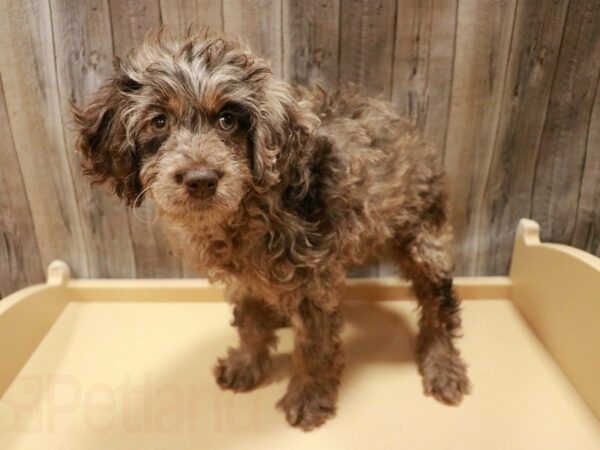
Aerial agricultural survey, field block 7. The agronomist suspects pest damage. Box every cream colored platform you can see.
[1,220,599,449]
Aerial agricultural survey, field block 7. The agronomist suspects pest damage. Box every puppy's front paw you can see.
[420,348,471,405]
[214,348,270,392]
[277,379,337,431]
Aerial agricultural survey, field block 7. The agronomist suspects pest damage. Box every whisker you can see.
[132,184,158,225]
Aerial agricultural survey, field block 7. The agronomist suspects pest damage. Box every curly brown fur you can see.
[73,29,470,430]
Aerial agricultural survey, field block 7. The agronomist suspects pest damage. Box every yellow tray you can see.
[1,219,599,449]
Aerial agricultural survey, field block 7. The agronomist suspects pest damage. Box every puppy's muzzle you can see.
[177,168,221,198]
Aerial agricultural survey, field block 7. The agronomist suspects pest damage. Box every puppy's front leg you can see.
[278,297,344,430]
[214,296,283,392]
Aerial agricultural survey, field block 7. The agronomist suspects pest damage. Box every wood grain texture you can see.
[108,0,162,55]
[339,0,397,98]
[50,0,137,278]
[531,0,600,245]
[477,0,570,275]
[282,0,340,86]
[443,0,518,275]
[0,76,45,297]
[223,0,283,77]
[109,0,184,278]
[0,0,89,277]
[1,2,600,297]
[572,73,600,256]
[159,0,224,33]
[391,0,458,152]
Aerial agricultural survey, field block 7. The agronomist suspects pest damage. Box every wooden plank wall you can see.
[0,0,598,296]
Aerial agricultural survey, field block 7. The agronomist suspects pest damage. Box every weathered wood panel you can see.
[160,0,224,33]
[477,0,570,275]
[0,0,89,277]
[50,0,137,278]
[223,0,283,77]
[572,73,600,255]
[108,0,162,54]
[282,0,340,86]
[339,0,397,98]
[531,0,600,245]
[391,0,458,153]
[0,1,599,297]
[444,0,518,275]
[0,76,44,297]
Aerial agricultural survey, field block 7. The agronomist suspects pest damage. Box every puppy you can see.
[74,30,470,430]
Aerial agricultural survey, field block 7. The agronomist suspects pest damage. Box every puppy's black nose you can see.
[181,169,220,197]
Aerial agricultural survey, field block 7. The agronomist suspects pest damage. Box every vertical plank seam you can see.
[571,68,600,246]
[358,1,368,88]
[441,0,460,164]
[107,0,138,278]
[529,0,573,218]
[336,0,343,87]
[222,0,228,35]
[47,0,91,276]
[473,0,520,275]
[280,0,291,83]
[220,0,225,32]
[157,0,163,29]
[567,0,599,243]
[0,73,44,286]
[280,0,285,81]
[387,0,400,102]
[474,0,521,273]
[424,0,433,127]
[108,0,117,60]
[156,0,163,25]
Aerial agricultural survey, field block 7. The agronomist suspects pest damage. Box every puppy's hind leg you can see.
[214,295,284,392]
[393,223,471,405]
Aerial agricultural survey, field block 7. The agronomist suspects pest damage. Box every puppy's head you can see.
[74,30,310,227]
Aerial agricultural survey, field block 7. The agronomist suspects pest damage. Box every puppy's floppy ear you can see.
[72,71,143,205]
[250,80,319,192]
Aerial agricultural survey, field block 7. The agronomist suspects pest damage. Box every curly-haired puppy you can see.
[74,30,470,430]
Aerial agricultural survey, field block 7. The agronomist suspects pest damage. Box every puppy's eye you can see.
[217,112,237,132]
[151,114,168,130]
